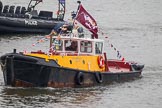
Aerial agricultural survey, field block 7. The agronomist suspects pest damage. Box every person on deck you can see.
[48,23,73,36]
[48,23,64,36]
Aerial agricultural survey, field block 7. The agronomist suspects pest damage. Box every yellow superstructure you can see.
[26,53,105,72]
[26,36,106,72]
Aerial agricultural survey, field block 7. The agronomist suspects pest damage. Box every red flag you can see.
[76,5,98,38]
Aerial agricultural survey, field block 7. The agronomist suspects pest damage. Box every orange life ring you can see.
[97,56,105,68]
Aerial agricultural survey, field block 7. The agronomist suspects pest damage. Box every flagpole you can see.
[71,1,81,30]
[75,1,81,19]
[76,1,81,12]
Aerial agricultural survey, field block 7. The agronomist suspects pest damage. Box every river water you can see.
[0,0,162,108]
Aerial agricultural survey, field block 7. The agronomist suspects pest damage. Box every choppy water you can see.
[0,0,162,108]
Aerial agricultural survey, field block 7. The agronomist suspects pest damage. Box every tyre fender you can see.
[75,72,84,85]
[94,72,103,83]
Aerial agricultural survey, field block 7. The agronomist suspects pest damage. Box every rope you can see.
[0,59,6,67]
[98,28,125,61]
[0,59,7,72]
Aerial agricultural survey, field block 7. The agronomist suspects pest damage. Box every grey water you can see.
[0,0,162,107]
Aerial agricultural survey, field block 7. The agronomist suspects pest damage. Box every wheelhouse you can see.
[51,36,104,55]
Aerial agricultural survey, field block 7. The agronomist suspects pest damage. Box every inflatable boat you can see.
[0,0,65,34]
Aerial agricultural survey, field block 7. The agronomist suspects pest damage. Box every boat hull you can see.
[0,16,64,34]
[0,53,142,88]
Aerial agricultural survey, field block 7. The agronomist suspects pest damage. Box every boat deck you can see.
[108,66,130,73]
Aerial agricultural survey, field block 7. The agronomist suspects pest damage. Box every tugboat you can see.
[0,0,65,34]
[0,2,144,88]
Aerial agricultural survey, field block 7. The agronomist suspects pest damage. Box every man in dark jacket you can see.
[49,22,73,36]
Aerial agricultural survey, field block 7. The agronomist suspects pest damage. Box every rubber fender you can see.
[94,72,103,83]
[75,72,84,85]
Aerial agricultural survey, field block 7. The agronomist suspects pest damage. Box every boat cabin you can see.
[28,35,106,72]
[51,36,104,56]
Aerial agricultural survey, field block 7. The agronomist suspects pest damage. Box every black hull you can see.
[0,16,64,34]
[0,53,142,88]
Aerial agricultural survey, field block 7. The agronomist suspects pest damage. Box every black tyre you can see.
[95,72,103,83]
[75,72,84,85]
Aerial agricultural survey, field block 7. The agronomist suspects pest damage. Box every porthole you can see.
[82,60,85,64]
[70,60,72,64]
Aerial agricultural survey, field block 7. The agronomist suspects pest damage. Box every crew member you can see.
[48,23,73,36]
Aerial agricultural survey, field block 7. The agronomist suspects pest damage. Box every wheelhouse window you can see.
[80,41,92,53]
[95,42,103,54]
[65,40,78,51]
[52,39,63,51]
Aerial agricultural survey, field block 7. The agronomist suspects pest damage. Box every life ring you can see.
[75,72,84,85]
[97,56,105,68]
[94,72,103,83]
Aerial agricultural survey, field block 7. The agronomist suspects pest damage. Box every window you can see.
[80,41,92,53]
[52,39,63,51]
[65,40,78,51]
[95,42,103,54]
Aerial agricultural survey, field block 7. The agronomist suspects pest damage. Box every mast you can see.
[57,0,66,20]
[27,0,42,12]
